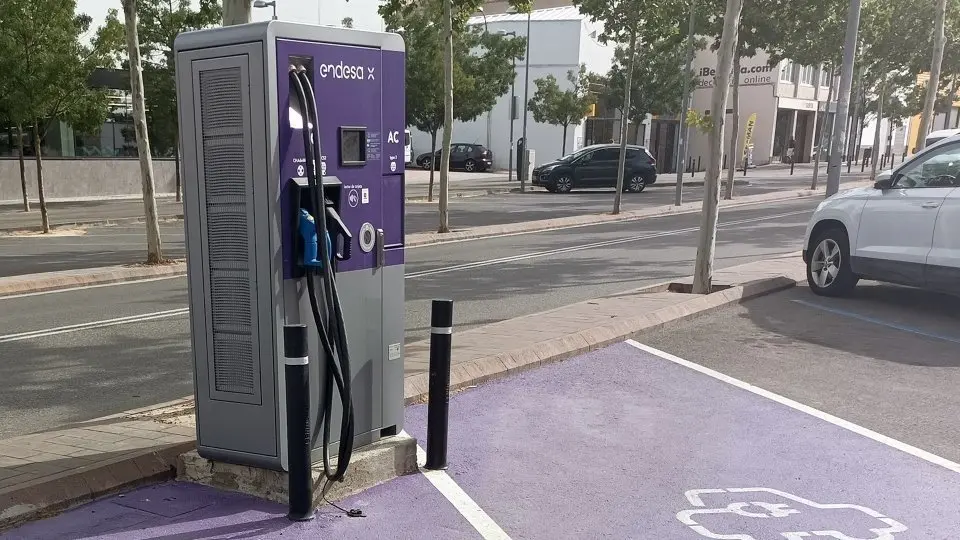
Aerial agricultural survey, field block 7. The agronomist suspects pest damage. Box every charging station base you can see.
[176,433,418,508]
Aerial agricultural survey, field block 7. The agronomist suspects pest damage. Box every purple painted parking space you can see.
[7,340,960,539]
[2,473,478,540]
[401,342,960,538]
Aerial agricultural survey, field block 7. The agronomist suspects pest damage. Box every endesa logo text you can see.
[318,61,376,81]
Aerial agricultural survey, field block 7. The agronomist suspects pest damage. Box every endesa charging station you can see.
[174,22,406,481]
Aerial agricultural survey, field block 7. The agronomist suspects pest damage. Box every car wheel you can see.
[464,159,477,172]
[627,175,646,193]
[555,175,573,193]
[807,228,859,297]
[419,158,432,169]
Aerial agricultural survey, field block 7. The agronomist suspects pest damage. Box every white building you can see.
[407,7,615,171]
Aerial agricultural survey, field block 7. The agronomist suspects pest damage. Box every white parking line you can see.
[791,299,960,345]
[625,339,960,474]
[415,444,513,540]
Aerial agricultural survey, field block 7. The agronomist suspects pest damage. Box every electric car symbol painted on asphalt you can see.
[348,189,360,208]
[677,488,907,539]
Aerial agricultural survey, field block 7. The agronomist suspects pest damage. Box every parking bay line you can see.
[791,299,960,345]
[414,443,513,540]
[626,339,960,474]
[1,209,807,342]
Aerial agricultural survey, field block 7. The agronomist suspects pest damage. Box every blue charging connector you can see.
[299,208,332,268]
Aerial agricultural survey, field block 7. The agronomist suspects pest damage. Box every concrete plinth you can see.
[176,433,418,508]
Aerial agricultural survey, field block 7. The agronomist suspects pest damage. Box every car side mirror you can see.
[874,177,893,190]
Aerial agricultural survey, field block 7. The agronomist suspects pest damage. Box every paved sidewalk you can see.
[7,338,958,538]
[0,255,806,528]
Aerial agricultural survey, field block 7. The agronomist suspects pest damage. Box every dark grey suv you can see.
[532,144,657,193]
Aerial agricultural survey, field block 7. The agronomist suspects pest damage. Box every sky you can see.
[77,0,387,43]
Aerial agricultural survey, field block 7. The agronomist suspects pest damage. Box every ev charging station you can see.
[174,22,406,478]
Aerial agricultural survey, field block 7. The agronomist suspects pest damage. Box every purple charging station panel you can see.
[277,38,405,278]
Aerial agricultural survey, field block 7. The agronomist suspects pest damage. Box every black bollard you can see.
[284,324,314,521]
[790,157,795,175]
[697,156,702,172]
[425,299,454,470]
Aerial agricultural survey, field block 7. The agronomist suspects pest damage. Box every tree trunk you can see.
[870,77,886,182]
[175,136,182,203]
[124,0,164,264]
[811,69,836,189]
[32,120,50,233]
[693,0,743,294]
[724,52,741,200]
[222,0,252,26]
[613,30,637,215]
[561,124,568,155]
[16,124,29,212]
[916,0,948,151]
[429,130,437,202]
[438,0,453,233]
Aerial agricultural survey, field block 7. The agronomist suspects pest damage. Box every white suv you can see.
[803,136,960,297]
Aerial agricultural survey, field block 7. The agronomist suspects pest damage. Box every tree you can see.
[692,0,742,294]
[0,0,110,233]
[380,0,526,216]
[94,0,222,202]
[604,39,692,145]
[572,0,686,215]
[222,0,251,25]
[122,0,164,264]
[527,65,596,156]
[341,17,354,28]
[916,0,949,151]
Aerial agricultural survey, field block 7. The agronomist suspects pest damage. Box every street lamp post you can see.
[520,11,532,192]
[499,30,518,182]
[674,0,696,206]
[253,0,277,20]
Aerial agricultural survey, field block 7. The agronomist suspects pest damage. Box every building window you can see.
[779,62,794,82]
[819,66,831,87]
[800,65,816,86]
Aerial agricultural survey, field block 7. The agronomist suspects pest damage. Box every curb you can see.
[404,181,872,247]
[0,183,863,297]
[402,272,803,405]
[0,442,194,532]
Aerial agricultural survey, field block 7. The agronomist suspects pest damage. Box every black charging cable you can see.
[288,68,356,493]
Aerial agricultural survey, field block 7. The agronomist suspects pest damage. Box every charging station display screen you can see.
[340,127,367,166]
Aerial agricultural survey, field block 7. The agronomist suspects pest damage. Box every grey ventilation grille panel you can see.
[199,65,258,398]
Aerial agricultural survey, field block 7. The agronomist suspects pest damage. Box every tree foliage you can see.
[0,0,111,231]
[94,0,222,158]
[605,39,693,139]
[528,65,596,155]
[381,1,524,134]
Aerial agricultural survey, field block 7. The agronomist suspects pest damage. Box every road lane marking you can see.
[406,209,809,279]
[415,443,513,540]
[0,275,185,300]
[0,308,189,343]
[625,339,960,474]
[791,299,960,345]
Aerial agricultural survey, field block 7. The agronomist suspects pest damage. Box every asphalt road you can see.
[643,281,960,464]
[0,172,861,278]
[0,197,819,438]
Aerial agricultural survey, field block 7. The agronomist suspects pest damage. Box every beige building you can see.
[687,46,840,167]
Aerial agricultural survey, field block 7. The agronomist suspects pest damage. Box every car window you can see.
[895,143,960,188]
[626,149,642,160]
[593,148,619,161]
